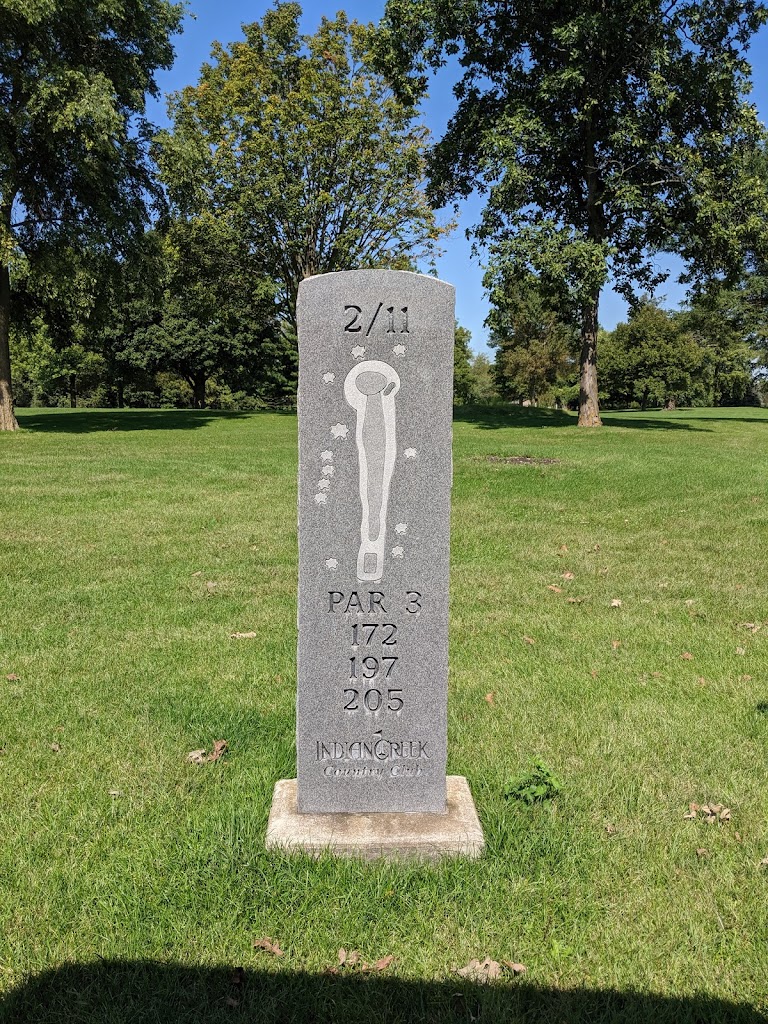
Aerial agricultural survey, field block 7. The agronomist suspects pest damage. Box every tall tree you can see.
[0,0,183,429]
[453,322,475,403]
[600,301,707,409]
[156,2,446,333]
[128,217,288,408]
[488,274,577,405]
[378,0,768,426]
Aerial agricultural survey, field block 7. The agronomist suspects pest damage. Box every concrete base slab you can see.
[265,776,484,861]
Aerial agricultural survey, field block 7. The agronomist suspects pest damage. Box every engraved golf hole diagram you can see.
[344,360,401,582]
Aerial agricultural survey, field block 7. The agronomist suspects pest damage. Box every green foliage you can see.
[599,298,759,409]
[453,322,475,403]
[156,2,446,331]
[127,218,293,408]
[379,0,768,425]
[489,273,578,404]
[0,0,184,426]
[504,759,563,804]
[466,352,499,403]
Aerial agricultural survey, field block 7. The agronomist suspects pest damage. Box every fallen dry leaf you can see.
[50,742,61,753]
[231,631,258,639]
[456,958,502,983]
[253,937,283,956]
[759,856,768,868]
[372,955,394,972]
[610,598,622,608]
[696,848,709,858]
[739,622,762,634]
[484,692,495,705]
[593,543,601,551]
[337,948,362,968]
[559,544,568,553]
[191,570,202,577]
[562,572,575,581]
[611,639,621,650]
[6,673,20,681]
[523,635,536,645]
[207,739,228,763]
[502,961,527,975]
[109,789,121,798]
[735,647,746,656]
[567,596,585,604]
[547,584,563,593]
[225,997,240,1008]
[187,741,228,765]
[605,823,617,834]
[206,581,219,591]
[590,669,598,678]
[741,674,753,681]
[681,652,693,660]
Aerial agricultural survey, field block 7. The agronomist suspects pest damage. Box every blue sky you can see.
[146,1,768,354]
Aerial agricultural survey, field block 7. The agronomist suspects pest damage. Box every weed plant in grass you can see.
[1,406,767,1022]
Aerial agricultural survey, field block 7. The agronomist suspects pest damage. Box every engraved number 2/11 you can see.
[344,303,409,335]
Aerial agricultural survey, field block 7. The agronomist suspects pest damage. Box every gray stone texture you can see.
[266,776,484,860]
[296,270,455,813]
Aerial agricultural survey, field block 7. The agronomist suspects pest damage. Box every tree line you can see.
[2,0,768,428]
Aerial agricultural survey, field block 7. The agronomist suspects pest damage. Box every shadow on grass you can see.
[453,405,575,430]
[453,405,712,432]
[599,412,710,431]
[15,409,295,433]
[2,961,764,1024]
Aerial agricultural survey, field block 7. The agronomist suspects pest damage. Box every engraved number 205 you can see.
[344,688,404,712]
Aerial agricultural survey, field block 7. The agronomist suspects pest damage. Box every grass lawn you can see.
[1,405,767,1023]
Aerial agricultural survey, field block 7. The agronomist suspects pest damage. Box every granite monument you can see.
[266,269,483,858]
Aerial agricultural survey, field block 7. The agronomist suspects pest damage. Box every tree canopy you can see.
[156,2,446,333]
[0,0,183,429]
[378,0,768,426]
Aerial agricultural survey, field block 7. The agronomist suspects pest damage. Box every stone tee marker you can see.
[266,269,484,859]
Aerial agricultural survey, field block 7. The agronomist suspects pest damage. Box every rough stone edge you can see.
[265,776,484,862]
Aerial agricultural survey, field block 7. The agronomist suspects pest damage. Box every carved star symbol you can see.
[395,523,407,535]
[322,372,335,384]
[321,450,333,462]
[351,346,366,359]
[322,465,334,477]
[325,558,338,570]
[330,423,349,439]
[392,546,404,558]
[318,479,330,490]
[404,448,418,459]
[314,492,328,505]
[392,344,406,356]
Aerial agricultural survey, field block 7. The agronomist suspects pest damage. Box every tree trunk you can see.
[665,397,676,410]
[641,385,649,411]
[117,382,124,409]
[578,299,602,427]
[192,374,207,409]
[69,373,77,408]
[0,258,19,431]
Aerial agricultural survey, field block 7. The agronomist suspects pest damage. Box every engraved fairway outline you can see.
[344,360,401,582]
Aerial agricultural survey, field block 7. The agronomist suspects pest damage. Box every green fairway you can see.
[1,406,767,1022]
